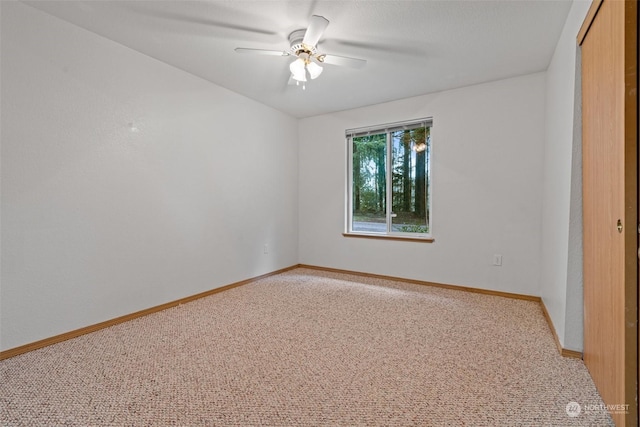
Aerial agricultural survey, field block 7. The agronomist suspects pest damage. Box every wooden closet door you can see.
[579,0,637,425]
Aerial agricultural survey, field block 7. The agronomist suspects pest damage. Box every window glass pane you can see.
[347,118,432,238]
[352,133,387,233]
[390,127,430,234]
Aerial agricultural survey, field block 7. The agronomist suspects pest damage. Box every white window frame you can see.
[345,118,433,242]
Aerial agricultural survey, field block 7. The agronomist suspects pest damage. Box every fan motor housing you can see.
[288,29,316,56]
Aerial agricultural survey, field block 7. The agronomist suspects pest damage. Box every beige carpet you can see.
[1,268,613,426]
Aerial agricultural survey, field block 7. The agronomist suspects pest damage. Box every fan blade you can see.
[235,48,290,56]
[333,39,419,56]
[302,15,329,47]
[320,54,367,69]
[122,5,278,36]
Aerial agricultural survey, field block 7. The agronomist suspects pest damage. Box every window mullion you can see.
[386,131,393,234]
[346,137,353,233]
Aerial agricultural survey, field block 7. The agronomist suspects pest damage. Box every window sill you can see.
[342,232,435,243]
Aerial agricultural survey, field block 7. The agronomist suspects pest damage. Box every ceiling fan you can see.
[235,15,367,89]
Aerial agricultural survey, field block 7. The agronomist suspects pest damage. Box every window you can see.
[346,118,432,240]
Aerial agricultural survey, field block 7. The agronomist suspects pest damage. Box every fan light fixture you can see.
[289,54,323,89]
[306,61,323,79]
[289,58,307,82]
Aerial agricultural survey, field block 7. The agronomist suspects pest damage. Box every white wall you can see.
[540,0,590,352]
[0,2,299,351]
[299,73,546,296]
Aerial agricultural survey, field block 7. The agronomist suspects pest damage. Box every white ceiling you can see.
[24,0,573,118]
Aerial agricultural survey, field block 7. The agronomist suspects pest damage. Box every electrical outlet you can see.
[263,244,269,255]
[493,254,502,266]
